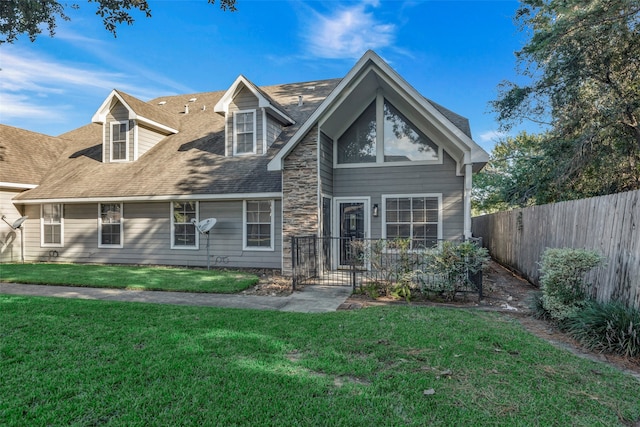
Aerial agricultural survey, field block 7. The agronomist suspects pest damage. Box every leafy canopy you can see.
[0,0,237,44]
[478,0,640,212]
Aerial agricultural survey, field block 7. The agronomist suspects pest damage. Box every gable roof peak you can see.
[268,49,489,172]
[213,75,295,125]
[91,89,179,134]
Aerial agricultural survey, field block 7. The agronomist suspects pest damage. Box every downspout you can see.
[20,225,24,263]
[463,163,473,239]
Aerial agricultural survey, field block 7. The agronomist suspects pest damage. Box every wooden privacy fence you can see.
[472,190,640,309]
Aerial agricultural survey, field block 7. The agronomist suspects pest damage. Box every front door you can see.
[338,200,367,266]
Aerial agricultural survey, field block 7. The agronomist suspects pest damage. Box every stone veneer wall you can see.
[281,124,319,274]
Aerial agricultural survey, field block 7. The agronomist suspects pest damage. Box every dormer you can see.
[214,75,295,156]
[92,90,179,163]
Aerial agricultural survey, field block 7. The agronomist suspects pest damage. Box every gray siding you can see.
[104,102,132,162]
[319,131,333,196]
[137,124,165,158]
[332,151,464,240]
[227,87,264,155]
[266,113,283,146]
[21,200,282,269]
[0,189,25,263]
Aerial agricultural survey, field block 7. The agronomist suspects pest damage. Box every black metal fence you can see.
[291,236,483,299]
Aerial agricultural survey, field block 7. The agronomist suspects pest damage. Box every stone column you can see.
[282,124,319,274]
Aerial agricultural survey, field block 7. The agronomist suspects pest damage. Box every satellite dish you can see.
[192,218,216,234]
[1,215,28,230]
[12,216,28,229]
[189,218,217,270]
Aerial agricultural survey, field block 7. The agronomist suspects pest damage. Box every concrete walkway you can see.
[0,283,352,313]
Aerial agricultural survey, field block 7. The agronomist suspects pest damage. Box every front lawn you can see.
[1,296,639,426]
[0,263,258,293]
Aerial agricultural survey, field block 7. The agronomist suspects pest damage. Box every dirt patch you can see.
[242,269,293,296]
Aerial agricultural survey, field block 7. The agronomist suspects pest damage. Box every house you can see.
[0,125,67,262]
[2,51,489,272]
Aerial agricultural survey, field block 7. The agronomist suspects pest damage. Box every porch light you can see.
[373,204,379,217]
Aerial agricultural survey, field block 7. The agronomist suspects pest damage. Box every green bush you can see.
[529,291,553,321]
[353,239,488,302]
[353,238,417,300]
[538,248,605,322]
[422,241,490,300]
[565,300,640,358]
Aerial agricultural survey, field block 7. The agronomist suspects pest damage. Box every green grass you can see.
[0,263,258,293]
[1,297,639,426]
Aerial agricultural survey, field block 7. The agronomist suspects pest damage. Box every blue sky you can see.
[0,0,539,152]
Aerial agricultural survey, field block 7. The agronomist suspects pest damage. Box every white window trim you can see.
[110,121,130,162]
[40,203,64,248]
[381,194,443,249]
[243,199,274,251]
[98,203,124,248]
[233,110,257,156]
[171,201,199,250]
[261,107,268,155]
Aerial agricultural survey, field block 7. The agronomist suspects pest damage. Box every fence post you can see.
[312,235,317,278]
[291,236,297,291]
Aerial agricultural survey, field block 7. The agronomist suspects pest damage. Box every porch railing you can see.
[291,236,483,299]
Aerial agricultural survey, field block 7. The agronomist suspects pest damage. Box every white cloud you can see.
[479,130,508,143]
[55,28,195,95]
[0,42,193,130]
[0,93,65,121]
[303,1,396,59]
[0,49,131,94]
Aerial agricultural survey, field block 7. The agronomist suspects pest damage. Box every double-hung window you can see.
[41,203,63,247]
[244,200,273,250]
[383,195,441,249]
[110,121,129,161]
[172,201,198,249]
[233,110,256,155]
[99,203,123,247]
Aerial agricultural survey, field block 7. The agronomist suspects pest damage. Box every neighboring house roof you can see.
[14,79,341,203]
[0,124,67,189]
[268,50,489,173]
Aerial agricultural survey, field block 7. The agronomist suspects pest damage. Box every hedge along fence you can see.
[472,190,640,309]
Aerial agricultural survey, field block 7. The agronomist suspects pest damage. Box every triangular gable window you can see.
[337,95,440,165]
[383,100,438,162]
[337,101,376,164]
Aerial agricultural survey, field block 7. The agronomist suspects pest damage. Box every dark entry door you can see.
[339,202,365,266]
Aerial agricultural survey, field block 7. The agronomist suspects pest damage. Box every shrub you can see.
[422,241,490,300]
[352,238,417,300]
[538,248,605,322]
[565,300,640,358]
[529,291,553,321]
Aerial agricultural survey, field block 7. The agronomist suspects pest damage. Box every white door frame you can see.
[332,196,370,269]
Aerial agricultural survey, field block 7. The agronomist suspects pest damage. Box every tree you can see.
[491,0,640,199]
[472,132,558,213]
[0,0,237,44]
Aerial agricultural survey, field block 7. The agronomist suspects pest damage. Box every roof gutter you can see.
[14,192,283,205]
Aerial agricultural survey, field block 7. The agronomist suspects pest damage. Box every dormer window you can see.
[233,110,256,155]
[110,121,129,161]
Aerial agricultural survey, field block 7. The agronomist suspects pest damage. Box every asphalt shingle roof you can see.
[14,79,341,201]
[12,76,474,202]
[0,125,68,186]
